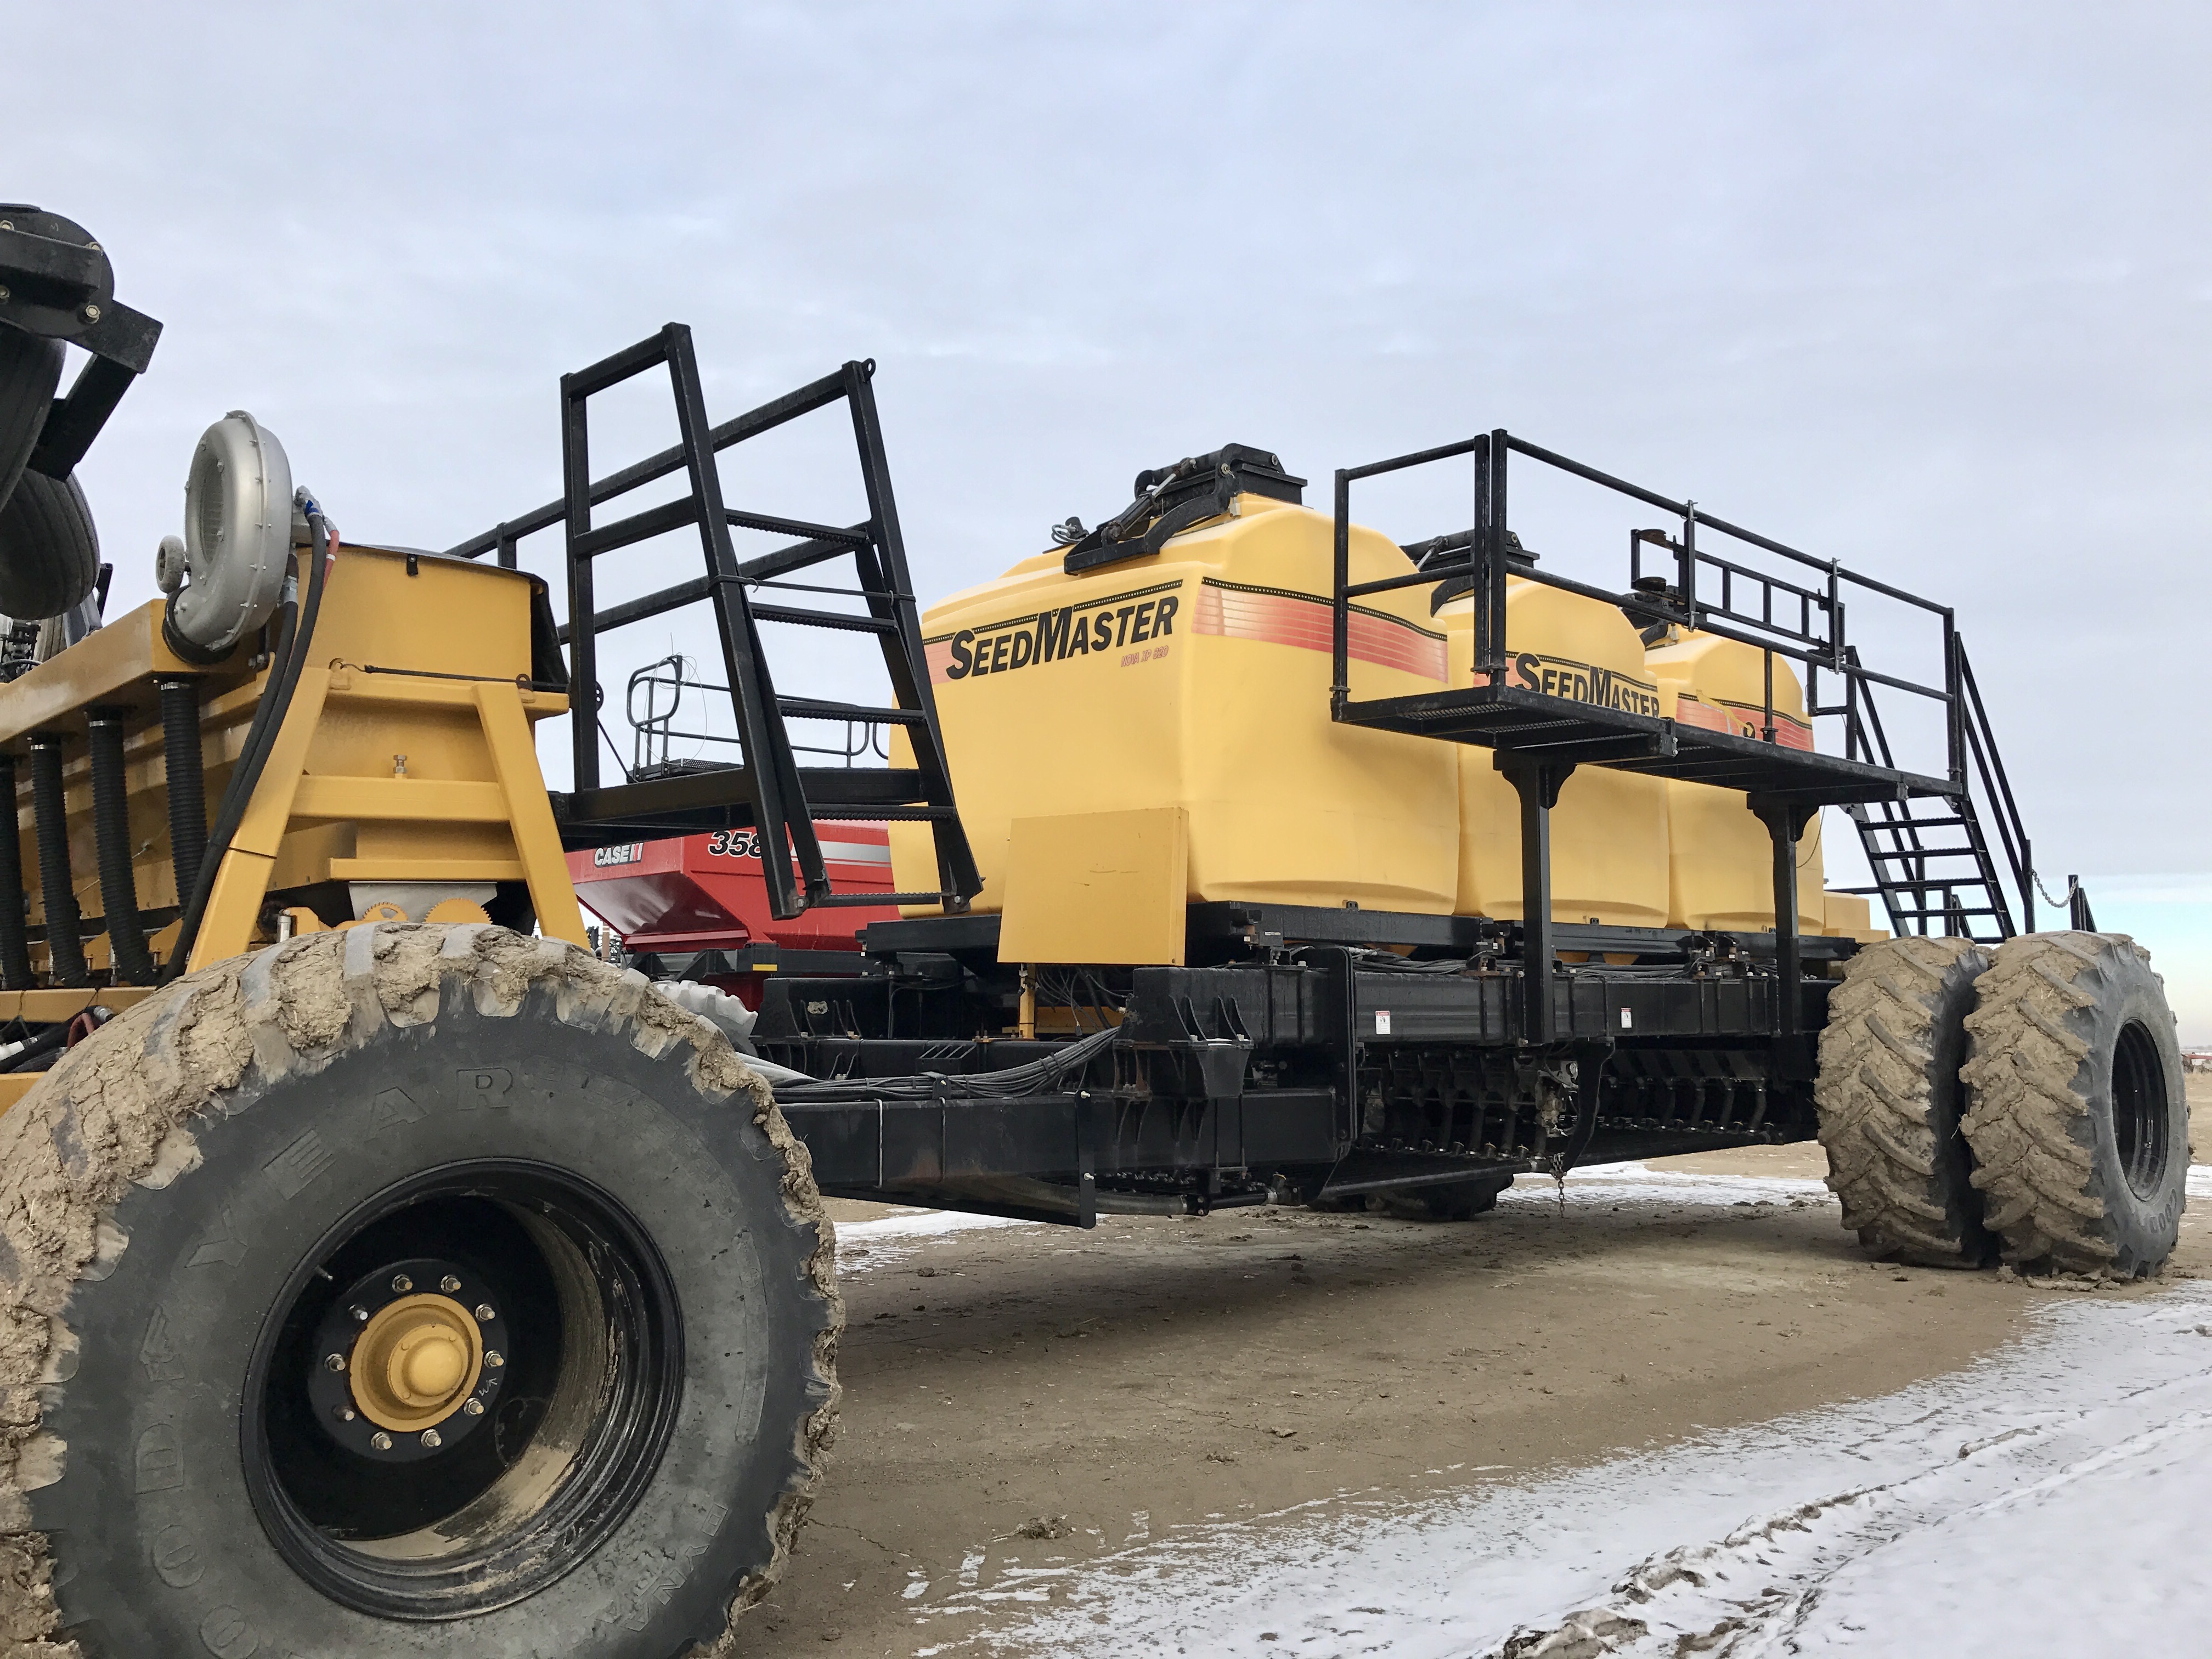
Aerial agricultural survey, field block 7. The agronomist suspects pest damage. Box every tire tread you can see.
[1814,934,1990,1266]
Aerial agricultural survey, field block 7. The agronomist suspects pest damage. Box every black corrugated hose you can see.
[158,496,332,984]
[28,733,86,986]
[158,678,208,912]
[87,707,153,984]
[0,753,30,989]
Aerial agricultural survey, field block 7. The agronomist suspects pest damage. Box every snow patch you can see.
[835,1207,1041,1276]
[911,1178,2212,1657]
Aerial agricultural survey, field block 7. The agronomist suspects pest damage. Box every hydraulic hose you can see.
[158,678,208,911]
[0,754,31,989]
[159,499,332,983]
[87,707,153,984]
[28,734,86,986]
[0,1021,70,1073]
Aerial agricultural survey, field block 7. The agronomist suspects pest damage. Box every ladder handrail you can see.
[470,326,981,921]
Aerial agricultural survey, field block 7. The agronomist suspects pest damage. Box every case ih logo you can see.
[591,843,645,868]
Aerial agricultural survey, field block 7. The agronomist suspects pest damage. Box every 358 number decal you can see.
[705,829,762,860]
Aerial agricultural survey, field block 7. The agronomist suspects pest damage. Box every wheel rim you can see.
[243,1161,685,1621]
[2112,1020,2172,1202]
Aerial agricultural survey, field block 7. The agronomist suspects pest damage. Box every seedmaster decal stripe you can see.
[1673,695,1816,751]
[1192,578,1448,681]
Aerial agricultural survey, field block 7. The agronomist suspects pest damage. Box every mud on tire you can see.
[1814,935,1992,1267]
[0,924,842,1658]
[1961,931,2188,1278]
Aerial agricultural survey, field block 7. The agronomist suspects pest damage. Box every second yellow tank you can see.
[1438,574,1673,927]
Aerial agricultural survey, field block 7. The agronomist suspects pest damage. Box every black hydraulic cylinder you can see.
[0,754,31,989]
[158,678,208,912]
[88,708,153,984]
[28,735,86,987]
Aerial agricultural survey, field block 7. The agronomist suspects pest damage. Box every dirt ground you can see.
[730,1098,2212,1658]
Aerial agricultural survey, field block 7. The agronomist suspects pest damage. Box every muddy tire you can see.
[1814,935,1993,1267]
[1367,1177,1513,1222]
[0,924,841,1658]
[1961,932,2188,1278]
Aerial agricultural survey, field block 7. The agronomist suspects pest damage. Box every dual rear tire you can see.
[1816,930,2187,1278]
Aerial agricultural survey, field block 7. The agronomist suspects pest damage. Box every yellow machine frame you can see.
[0,543,582,1108]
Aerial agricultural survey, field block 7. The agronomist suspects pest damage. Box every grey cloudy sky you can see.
[13,3,2210,897]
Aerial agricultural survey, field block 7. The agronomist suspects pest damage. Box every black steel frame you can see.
[1327,431,2058,956]
[448,325,979,919]
[0,213,163,478]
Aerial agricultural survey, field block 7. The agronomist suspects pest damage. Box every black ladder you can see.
[1830,639,2046,944]
[539,324,979,919]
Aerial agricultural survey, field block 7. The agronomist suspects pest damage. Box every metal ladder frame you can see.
[454,324,979,919]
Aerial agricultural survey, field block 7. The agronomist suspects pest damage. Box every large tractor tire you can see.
[1814,935,1993,1267]
[0,924,842,1658]
[1961,931,2188,1278]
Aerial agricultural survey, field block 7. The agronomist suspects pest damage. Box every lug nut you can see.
[441,1274,462,1293]
[0,287,10,303]
[350,1305,369,1322]
[324,1353,347,1373]
[421,1429,442,1449]
[392,1273,413,1293]
[370,1431,393,1451]
[81,303,100,323]
[334,1406,356,1423]
[484,1351,505,1369]
[461,1398,485,1417]
[475,1304,496,1323]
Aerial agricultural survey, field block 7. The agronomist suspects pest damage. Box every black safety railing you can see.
[627,653,890,778]
[1825,640,2081,943]
[1329,429,1965,791]
[448,324,980,918]
[1328,428,2072,945]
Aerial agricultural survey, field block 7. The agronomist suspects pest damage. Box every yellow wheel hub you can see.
[349,1294,484,1433]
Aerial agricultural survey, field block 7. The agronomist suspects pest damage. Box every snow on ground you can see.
[831,1161,1825,1277]
[1500,1160,1831,1211]
[833,1207,1039,1276]
[907,1168,2212,1659]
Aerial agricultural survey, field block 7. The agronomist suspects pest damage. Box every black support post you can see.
[1498,751,1573,1046]
[1750,795,1820,1076]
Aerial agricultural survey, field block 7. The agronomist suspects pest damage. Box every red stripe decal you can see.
[1192,584,1446,681]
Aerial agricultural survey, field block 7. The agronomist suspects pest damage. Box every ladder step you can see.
[810,890,957,908]
[574,494,701,559]
[778,696,928,726]
[751,604,899,635]
[816,804,961,821]
[1862,815,1970,832]
[725,507,870,547]
[1867,847,1985,861]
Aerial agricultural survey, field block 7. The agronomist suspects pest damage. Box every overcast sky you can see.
[14,2,2210,1019]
